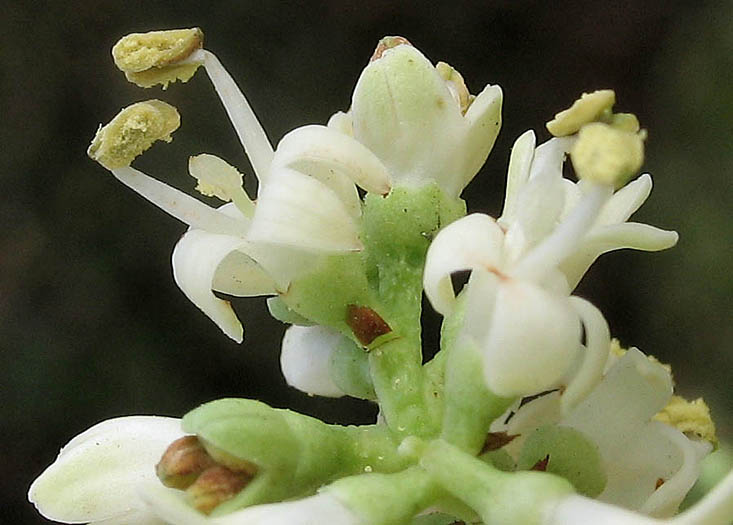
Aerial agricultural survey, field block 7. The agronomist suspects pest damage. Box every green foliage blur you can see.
[1,1,730,522]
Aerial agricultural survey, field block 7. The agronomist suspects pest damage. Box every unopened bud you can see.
[370,36,412,61]
[186,465,253,514]
[546,90,616,137]
[87,100,180,170]
[112,28,204,88]
[570,122,644,189]
[156,436,217,489]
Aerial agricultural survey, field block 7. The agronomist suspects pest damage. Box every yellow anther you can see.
[570,122,644,188]
[87,100,180,170]
[112,28,204,88]
[546,90,616,137]
[436,61,471,114]
[654,396,718,446]
[608,112,640,133]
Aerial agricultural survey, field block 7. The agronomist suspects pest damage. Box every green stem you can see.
[418,439,575,525]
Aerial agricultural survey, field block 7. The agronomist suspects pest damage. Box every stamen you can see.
[201,50,274,184]
[513,182,612,283]
[562,297,610,414]
[87,100,180,170]
[112,28,205,89]
[111,167,249,236]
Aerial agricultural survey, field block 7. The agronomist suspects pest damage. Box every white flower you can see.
[28,416,183,524]
[423,129,678,399]
[90,41,392,342]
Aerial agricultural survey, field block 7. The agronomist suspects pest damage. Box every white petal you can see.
[559,222,679,290]
[458,84,503,194]
[112,167,248,236]
[280,325,345,398]
[597,173,653,225]
[141,483,362,525]
[562,297,611,414]
[545,495,660,525]
[173,229,263,343]
[528,136,575,182]
[502,174,566,264]
[327,111,354,136]
[675,470,733,525]
[248,168,362,252]
[499,130,536,225]
[563,348,673,464]
[273,124,391,196]
[29,417,182,524]
[479,281,581,397]
[640,424,711,517]
[423,214,505,316]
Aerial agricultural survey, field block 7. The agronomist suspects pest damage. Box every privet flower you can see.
[423,91,677,399]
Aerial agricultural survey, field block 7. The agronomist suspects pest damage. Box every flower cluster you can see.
[29,29,731,525]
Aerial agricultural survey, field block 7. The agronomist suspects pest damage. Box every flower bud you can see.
[87,100,180,170]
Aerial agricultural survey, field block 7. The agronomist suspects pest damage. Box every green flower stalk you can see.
[28,28,731,525]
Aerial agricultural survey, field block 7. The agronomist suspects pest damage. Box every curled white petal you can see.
[423,214,505,316]
[280,325,345,398]
[597,173,653,225]
[478,280,581,397]
[500,130,536,225]
[559,222,679,289]
[641,424,711,518]
[273,124,391,196]
[141,483,363,525]
[528,136,575,182]
[248,168,362,252]
[173,229,262,343]
[29,417,182,524]
[562,297,611,414]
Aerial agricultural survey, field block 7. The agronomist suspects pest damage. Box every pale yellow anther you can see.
[87,100,180,170]
[654,396,718,446]
[608,112,641,133]
[546,90,616,137]
[570,122,645,188]
[112,28,204,89]
[436,61,471,114]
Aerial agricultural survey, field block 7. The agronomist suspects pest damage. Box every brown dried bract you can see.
[346,304,391,345]
[481,431,519,454]
[530,454,550,472]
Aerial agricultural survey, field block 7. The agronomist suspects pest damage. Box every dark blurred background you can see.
[2,1,731,522]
